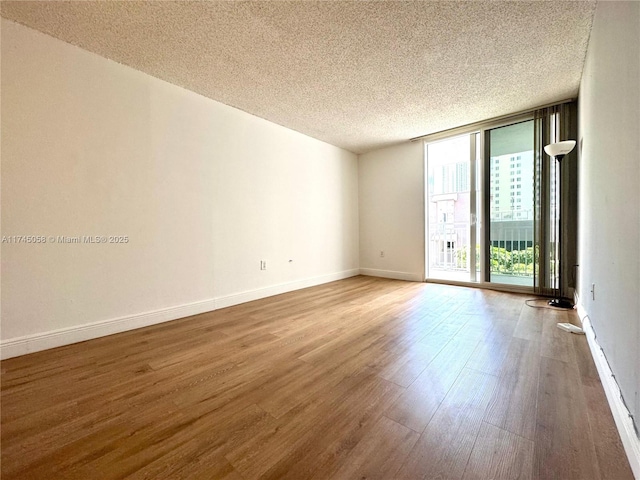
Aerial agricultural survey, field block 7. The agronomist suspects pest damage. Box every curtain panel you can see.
[533,102,578,297]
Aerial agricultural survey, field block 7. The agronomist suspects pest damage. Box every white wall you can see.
[578,0,639,438]
[358,142,424,281]
[0,20,359,356]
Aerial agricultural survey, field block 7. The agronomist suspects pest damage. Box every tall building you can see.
[489,151,534,221]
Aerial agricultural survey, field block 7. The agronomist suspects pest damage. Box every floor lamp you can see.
[544,140,576,309]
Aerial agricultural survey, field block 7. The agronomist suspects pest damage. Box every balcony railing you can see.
[428,222,468,271]
[428,219,536,280]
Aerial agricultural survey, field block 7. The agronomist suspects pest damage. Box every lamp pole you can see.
[544,141,576,309]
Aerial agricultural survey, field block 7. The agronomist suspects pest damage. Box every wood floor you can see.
[1,276,633,479]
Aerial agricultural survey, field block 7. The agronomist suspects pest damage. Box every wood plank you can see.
[396,368,499,479]
[385,335,481,432]
[540,309,577,363]
[112,403,268,480]
[226,372,403,480]
[484,337,541,440]
[465,330,514,376]
[462,421,534,480]
[330,415,419,480]
[376,319,462,387]
[512,300,544,341]
[573,335,635,480]
[534,356,601,480]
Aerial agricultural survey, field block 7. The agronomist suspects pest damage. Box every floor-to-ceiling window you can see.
[426,124,531,288]
[424,103,577,294]
[487,120,535,287]
[425,133,480,283]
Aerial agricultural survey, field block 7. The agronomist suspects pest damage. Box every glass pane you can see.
[488,120,534,286]
[426,135,475,282]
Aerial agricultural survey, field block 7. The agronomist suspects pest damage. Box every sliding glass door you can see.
[425,119,534,289]
[424,103,576,293]
[486,120,535,287]
[425,134,480,282]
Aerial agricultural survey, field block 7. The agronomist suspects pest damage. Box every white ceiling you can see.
[1,1,596,154]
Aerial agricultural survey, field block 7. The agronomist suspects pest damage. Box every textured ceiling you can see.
[1,1,596,154]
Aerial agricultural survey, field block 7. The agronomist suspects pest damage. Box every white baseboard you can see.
[576,300,640,479]
[0,268,360,360]
[0,297,218,360]
[214,268,360,309]
[359,268,423,282]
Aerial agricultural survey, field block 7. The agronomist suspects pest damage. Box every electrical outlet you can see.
[260,260,267,270]
[380,250,385,258]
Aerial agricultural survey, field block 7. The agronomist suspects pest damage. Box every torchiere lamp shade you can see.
[544,140,576,157]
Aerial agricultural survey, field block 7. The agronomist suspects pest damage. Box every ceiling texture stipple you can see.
[1,1,596,154]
